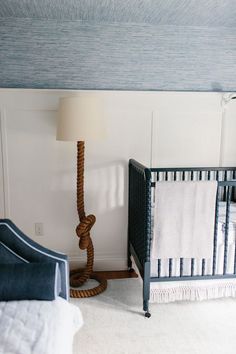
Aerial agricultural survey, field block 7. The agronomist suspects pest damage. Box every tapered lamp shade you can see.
[57,94,105,141]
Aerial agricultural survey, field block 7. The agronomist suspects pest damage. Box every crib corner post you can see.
[143,261,151,318]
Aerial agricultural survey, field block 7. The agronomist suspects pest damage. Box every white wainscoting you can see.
[0,109,5,217]
[0,89,235,270]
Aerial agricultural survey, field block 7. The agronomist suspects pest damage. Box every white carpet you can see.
[72,278,236,354]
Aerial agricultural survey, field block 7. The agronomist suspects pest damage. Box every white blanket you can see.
[148,201,236,303]
[152,180,217,260]
[0,297,83,354]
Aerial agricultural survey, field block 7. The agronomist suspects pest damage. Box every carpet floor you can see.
[72,278,236,354]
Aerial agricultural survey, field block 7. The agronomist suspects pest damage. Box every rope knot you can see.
[76,214,96,250]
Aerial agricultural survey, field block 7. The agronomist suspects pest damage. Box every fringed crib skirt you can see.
[150,280,236,303]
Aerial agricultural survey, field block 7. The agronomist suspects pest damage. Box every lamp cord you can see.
[70,141,107,298]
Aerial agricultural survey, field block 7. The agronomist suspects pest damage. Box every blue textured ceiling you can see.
[0,0,236,27]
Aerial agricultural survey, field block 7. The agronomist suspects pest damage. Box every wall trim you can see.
[0,108,10,218]
[0,109,4,217]
[69,255,127,271]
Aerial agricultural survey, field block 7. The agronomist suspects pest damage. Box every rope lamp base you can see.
[70,270,107,298]
[69,141,107,298]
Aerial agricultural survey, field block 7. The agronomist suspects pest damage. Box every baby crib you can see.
[128,159,236,318]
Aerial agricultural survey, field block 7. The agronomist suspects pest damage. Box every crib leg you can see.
[143,261,151,318]
[143,300,151,318]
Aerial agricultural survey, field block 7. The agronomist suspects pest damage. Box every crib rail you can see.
[151,167,236,201]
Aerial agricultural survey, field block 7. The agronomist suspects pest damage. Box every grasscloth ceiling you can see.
[0,0,236,27]
[1,1,236,91]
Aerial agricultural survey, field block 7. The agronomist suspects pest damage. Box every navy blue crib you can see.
[128,159,236,318]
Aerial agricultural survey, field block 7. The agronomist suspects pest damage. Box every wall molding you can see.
[0,109,4,217]
[0,108,10,218]
[69,254,127,271]
[0,105,59,219]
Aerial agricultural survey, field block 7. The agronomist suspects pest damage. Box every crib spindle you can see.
[212,187,219,275]
[223,171,227,201]
[156,172,161,279]
[169,259,172,277]
[223,186,231,275]
[202,259,206,276]
[180,258,183,277]
[191,258,194,276]
[232,170,236,202]
[158,259,161,278]
[234,171,236,274]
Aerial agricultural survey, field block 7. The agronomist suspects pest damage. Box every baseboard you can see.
[68,254,127,271]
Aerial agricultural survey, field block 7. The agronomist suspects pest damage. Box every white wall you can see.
[0,89,236,270]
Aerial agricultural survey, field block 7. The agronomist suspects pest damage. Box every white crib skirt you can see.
[149,224,236,303]
[150,279,236,303]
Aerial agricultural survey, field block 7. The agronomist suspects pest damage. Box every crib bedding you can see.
[151,237,236,277]
[152,180,217,260]
[0,297,83,354]
[150,201,236,303]
[149,278,236,303]
[151,201,236,277]
[218,201,236,231]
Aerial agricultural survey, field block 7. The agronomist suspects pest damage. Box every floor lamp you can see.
[57,94,107,298]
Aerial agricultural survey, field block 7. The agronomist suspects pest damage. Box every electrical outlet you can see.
[35,223,44,236]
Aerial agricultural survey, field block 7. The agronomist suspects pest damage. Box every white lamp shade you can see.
[57,93,106,141]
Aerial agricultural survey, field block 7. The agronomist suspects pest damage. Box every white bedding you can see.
[149,201,236,303]
[151,201,236,276]
[0,297,83,354]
